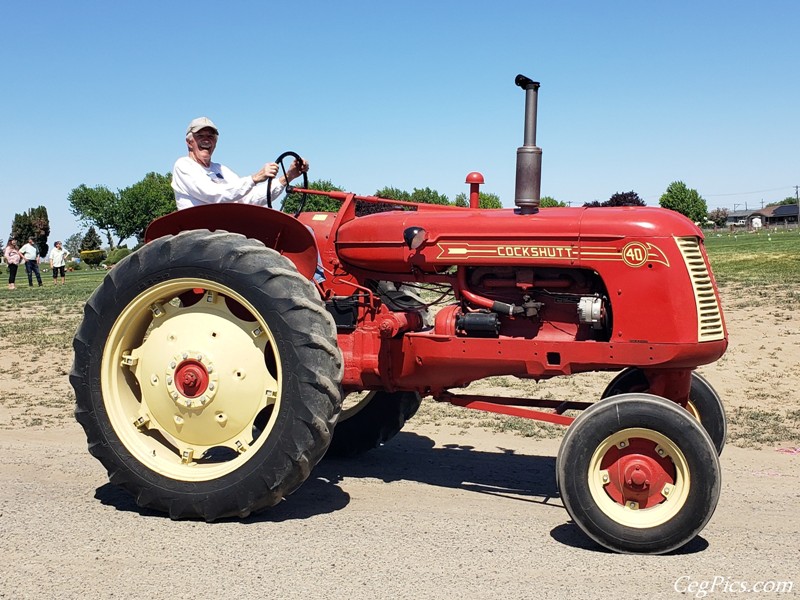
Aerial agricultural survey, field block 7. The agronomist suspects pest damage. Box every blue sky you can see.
[3,1,798,246]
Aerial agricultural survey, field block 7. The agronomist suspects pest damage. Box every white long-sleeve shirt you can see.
[171,156,285,210]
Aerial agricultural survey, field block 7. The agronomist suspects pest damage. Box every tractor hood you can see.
[335,206,704,273]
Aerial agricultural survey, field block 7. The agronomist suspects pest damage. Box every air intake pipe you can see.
[514,75,542,214]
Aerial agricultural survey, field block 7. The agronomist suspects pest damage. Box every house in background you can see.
[766,204,799,226]
[725,205,799,228]
[725,210,757,227]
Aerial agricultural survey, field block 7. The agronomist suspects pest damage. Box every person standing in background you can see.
[49,241,70,286]
[3,239,23,290]
[19,237,42,287]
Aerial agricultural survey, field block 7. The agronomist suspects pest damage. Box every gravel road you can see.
[1,421,797,600]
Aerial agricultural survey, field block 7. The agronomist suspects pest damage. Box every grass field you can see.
[704,227,800,286]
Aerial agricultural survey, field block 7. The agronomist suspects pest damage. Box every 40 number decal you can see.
[621,242,650,267]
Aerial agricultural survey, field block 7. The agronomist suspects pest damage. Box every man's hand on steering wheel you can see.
[285,157,309,181]
[266,151,309,214]
[252,162,280,183]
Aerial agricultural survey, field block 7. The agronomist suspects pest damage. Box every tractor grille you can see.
[675,237,725,342]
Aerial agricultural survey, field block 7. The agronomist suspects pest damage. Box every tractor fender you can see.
[144,204,319,280]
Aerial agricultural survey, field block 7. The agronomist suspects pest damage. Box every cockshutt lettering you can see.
[497,246,573,258]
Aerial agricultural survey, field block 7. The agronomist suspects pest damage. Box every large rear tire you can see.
[602,368,726,455]
[71,230,342,520]
[326,391,422,458]
[557,393,721,554]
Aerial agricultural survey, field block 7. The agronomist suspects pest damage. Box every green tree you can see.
[540,196,567,207]
[659,181,708,223]
[69,173,174,248]
[583,191,645,208]
[81,226,103,251]
[707,207,729,228]
[767,197,799,207]
[10,212,33,245]
[410,187,450,205]
[116,172,175,243]
[281,179,344,214]
[64,232,84,256]
[68,184,119,249]
[10,206,50,257]
[606,191,646,206]
[453,192,503,209]
[374,186,411,201]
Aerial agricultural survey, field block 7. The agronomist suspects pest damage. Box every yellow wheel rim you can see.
[587,427,691,528]
[101,278,281,481]
[685,399,701,421]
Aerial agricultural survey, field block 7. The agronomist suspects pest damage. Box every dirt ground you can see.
[0,286,798,599]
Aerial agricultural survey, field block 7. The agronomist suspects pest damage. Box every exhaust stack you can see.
[514,75,542,214]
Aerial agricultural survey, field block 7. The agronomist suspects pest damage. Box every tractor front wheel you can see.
[556,393,720,554]
[71,230,342,520]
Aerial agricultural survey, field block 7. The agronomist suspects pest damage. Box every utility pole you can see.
[795,185,799,227]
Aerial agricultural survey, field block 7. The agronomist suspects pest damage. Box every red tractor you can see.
[71,75,727,554]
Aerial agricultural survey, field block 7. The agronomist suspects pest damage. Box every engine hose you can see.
[456,268,523,316]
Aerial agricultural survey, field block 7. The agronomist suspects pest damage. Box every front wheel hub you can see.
[601,438,675,509]
[623,461,652,490]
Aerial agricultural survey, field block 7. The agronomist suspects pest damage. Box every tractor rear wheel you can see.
[71,230,342,520]
[556,393,720,554]
[326,391,422,458]
[602,368,726,455]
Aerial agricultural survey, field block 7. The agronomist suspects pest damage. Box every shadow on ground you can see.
[93,431,711,554]
[549,522,709,555]
[96,430,559,523]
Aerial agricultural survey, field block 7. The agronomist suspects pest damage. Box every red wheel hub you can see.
[174,360,209,398]
[600,438,675,509]
[624,461,651,489]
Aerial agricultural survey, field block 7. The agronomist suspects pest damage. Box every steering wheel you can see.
[266,151,309,216]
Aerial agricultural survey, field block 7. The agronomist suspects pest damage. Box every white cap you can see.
[186,117,218,136]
